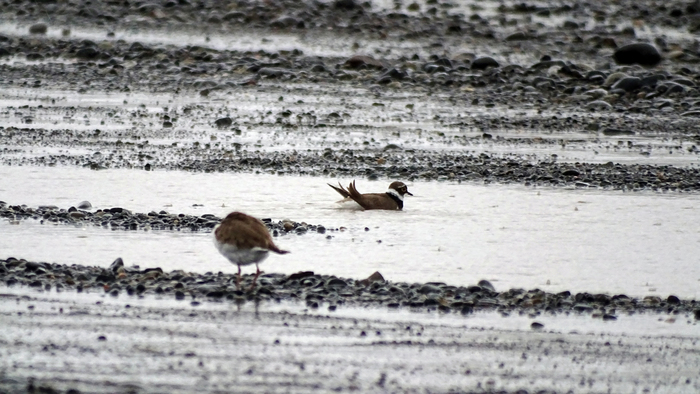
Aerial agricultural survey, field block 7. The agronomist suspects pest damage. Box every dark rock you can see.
[258,67,290,78]
[26,53,45,61]
[69,211,86,219]
[531,322,544,329]
[109,257,124,272]
[326,278,348,288]
[358,271,385,286]
[288,271,315,280]
[573,303,594,312]
[334,0,359,10]
[206,291,225,298]
[659,82,686,95]
[76,47,101,60]
[77,201,92,209]
[477,280,495,292]
[344,55,383,69]
[612,77,642,92]
[29,23,48,35]
[613,43,662,66]
[602,128,635,136]
[215,117,233,128]
[95,272,115,283]
[270,16,304,29]
[471,57,500,70]
[24,261,46,272]
[505,31,530,41]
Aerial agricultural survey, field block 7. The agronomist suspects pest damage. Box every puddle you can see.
[2,165,699,299]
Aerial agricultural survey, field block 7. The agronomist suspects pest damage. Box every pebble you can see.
[77,201,92,210]
[29,23,48,35]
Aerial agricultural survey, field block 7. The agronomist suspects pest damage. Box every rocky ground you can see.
[2,0,700,392]
[0,200,331,234]
[2,0,700,190]
[2,256,699,319]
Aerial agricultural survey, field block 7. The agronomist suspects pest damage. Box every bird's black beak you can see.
[406,191,413,196]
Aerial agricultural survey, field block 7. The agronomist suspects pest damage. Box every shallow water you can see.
[1,165,699,298]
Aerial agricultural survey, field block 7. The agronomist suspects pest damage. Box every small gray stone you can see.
[29,23,48,35]
[477,280,495,292]
[77,201,92,210]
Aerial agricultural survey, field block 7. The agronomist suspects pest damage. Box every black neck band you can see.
[385,192,403,210]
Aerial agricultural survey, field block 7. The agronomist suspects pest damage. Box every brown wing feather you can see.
[343,181,385,210]
[216,212,289,254]
[344,181,362,207]
[327,182,351,198]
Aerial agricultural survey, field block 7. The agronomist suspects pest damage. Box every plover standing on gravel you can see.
[214,212,289,290]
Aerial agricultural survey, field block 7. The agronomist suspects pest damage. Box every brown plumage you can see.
[328,180,412,210]
[214,212,289,290]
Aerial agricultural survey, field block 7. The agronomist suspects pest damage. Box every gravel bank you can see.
[3,257,699,321]
[0,201,332,235]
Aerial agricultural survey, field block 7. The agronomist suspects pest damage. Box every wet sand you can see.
[1,286,699,394]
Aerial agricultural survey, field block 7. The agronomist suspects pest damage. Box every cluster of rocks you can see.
[2,34,700,115]
[5,143,699,191]
[7,0,700,51]
[0,201,331,235]
[2,257,699,321]
[1,0,700,196]
[186,150,700,191]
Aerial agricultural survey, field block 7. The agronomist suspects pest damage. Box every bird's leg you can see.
[236,265,242,290]
[249,263,264,291]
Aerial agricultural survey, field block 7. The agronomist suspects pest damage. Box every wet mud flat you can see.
[3,0,700,393]
[2,257,700,393]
